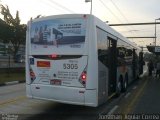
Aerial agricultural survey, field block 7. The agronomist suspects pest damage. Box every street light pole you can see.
[155,18,160,46]
[85,0,92,14]
[90,0,92,14]
[5,44,10,77]
[155,19,157,46]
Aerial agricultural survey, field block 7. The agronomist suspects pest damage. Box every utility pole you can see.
[108,22,160,46]
[127,37,156,39]
[109,22,160,26]
[155,18,160,46]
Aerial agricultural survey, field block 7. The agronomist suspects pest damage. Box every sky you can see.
[0,0,160,49]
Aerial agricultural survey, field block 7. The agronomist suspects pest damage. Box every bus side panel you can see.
[26,22,33,98]
[98,61,108,105]
[85,16,98,89]
[96,27,110,105]
[30,85,85,105]
[84,16,98,106]
[26,84,32,98]
[26,23,30,85]
[85,89,98,107]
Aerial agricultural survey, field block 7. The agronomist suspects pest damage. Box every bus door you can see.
[108,37,117,96]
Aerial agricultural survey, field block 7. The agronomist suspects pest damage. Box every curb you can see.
[0,80,25,87]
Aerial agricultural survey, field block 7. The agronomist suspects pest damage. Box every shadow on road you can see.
[25,103,99,120]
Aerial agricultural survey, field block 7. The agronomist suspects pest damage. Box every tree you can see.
[0,4,26,57]
[0,18,12,43]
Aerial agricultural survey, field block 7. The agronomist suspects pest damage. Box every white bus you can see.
[26,14,144,107]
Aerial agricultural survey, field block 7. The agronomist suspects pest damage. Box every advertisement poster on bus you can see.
[30,18,86,54]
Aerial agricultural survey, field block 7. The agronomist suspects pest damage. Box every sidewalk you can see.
[0,80,25,86]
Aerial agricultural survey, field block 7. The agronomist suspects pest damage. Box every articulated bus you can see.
[26,14,144,107]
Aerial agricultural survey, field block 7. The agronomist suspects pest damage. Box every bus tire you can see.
[136,73,140,80]
[122,74,128,92]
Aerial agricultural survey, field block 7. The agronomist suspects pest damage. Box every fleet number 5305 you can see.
[63,63,78,69]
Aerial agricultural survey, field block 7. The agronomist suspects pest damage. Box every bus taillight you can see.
[79,71,87,87]
[81,72,87,81]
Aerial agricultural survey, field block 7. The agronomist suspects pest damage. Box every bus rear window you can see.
[30,18,86,54]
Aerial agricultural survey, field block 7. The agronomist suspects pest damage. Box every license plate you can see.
[50,79,61,85]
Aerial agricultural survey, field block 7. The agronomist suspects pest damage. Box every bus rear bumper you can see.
[26,84,97,107]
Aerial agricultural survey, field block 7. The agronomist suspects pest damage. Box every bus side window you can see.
[117,47,125,58]
[126,49,133,57]
[117,47,126,66]
[98,49,108,67]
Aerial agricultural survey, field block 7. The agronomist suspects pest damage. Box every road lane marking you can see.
[125,92,131,98]
[107,105,119,115]
[125,78,148,114]
[0,96,26,107]
[108,93,116,100]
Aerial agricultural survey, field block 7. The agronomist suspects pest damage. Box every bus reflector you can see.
[30,68,36,81]
[37,61,50,67]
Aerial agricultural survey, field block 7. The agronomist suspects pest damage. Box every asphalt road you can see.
[0,84,54,119]
[0,83,133,120]
[109,73,160,119]
[0,83,119,120]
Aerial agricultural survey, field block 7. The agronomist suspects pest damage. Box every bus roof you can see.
[93,15,140,50]
[30,14,90,23]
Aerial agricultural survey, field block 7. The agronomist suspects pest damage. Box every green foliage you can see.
[0,18,12,43]
[0,4,26,56]
[0,65,25,82]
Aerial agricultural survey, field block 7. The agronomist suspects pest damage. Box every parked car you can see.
[15,54,25,63]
